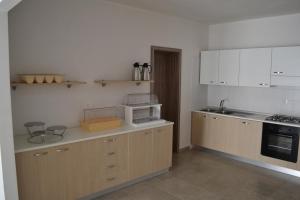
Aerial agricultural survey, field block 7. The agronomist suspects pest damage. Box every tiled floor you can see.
[94,150,300,200]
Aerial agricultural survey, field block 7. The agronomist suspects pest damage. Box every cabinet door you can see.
[219,50,240,86]
[191,112,208,146]
[272,46,300,77]
[239,48,271,87]
[16,149,53,200]
[153,126,173,171]
[200,51,219,85]
[237,120,262,160]
[129,130,153,180]
[206,114,225,150]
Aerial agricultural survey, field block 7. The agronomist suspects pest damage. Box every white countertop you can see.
[14,121,174,153]
[194,109,300,128]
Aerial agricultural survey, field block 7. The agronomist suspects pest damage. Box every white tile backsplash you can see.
[207,85,300,116]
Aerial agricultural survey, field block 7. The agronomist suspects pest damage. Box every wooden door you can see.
[129,130,153,179]
[152,47,181,152]
[200,51,219,85]
[191,112,208,146]
[219,49,240,86]
[153,125,173,171]
[239,48,271,87]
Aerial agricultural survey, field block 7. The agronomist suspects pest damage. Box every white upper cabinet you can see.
[200,51,219,85]
[239,48,271,87]
[272,46,300,77]
[219,50,240,86]
[271,46,300,86]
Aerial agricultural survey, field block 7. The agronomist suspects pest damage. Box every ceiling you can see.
[106,0,300,24]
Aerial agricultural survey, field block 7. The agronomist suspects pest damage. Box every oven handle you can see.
[268,144,292,151]
[274,133,293,138]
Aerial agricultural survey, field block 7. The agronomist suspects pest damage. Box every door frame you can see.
[151,46,182,153]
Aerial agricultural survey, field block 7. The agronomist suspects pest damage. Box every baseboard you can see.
[178,146,191,153]
[197,147,300,178]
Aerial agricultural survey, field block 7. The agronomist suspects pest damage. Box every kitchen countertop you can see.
[194,108,300,128]
[14,121,174,153]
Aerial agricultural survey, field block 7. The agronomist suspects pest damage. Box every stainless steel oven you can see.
[261,123,299,163]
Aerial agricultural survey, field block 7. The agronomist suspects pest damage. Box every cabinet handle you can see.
[107,165,116,169]
[103,138,116,143]
[273,71,284,75]
[213,117,218,120]
[107,152,116,156]
[106,177,116,181]
[210,81,214,84]
[202,114,206,118]
[144,132,151,135]
[55,148,69,153]
[259,83,268,86]
[33,152,48,157]
[220,81,226,84]
[242,121,249,125]
[156,129,163,133]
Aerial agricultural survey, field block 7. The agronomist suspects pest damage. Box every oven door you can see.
[261,123,299,163]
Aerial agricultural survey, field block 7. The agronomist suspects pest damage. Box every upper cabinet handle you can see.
[220,81,226,84]
[259,83,268,86]
[273,72,284,75]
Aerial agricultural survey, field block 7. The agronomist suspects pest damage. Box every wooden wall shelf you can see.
[11,81,87,90]
[95,80,154,87]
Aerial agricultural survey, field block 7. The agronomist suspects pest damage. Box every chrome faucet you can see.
[219,99,227,111]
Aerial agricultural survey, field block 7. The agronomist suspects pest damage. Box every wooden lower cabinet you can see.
[129,130,154,179]
[152,126,173,172]
[16,125,173,200]
[192,112,263,160]
[129,125,173,180]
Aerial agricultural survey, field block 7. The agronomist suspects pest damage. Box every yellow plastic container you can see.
[80,117,122,132]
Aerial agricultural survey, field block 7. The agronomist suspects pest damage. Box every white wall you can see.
[207,14,300,115]
[0,11,19,200]
[9,0,208,148]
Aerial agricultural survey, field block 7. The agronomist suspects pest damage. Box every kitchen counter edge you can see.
[193,110,300,128]
[14,122,174,154]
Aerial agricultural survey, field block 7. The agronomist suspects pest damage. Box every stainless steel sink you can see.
[200,108,252,117]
